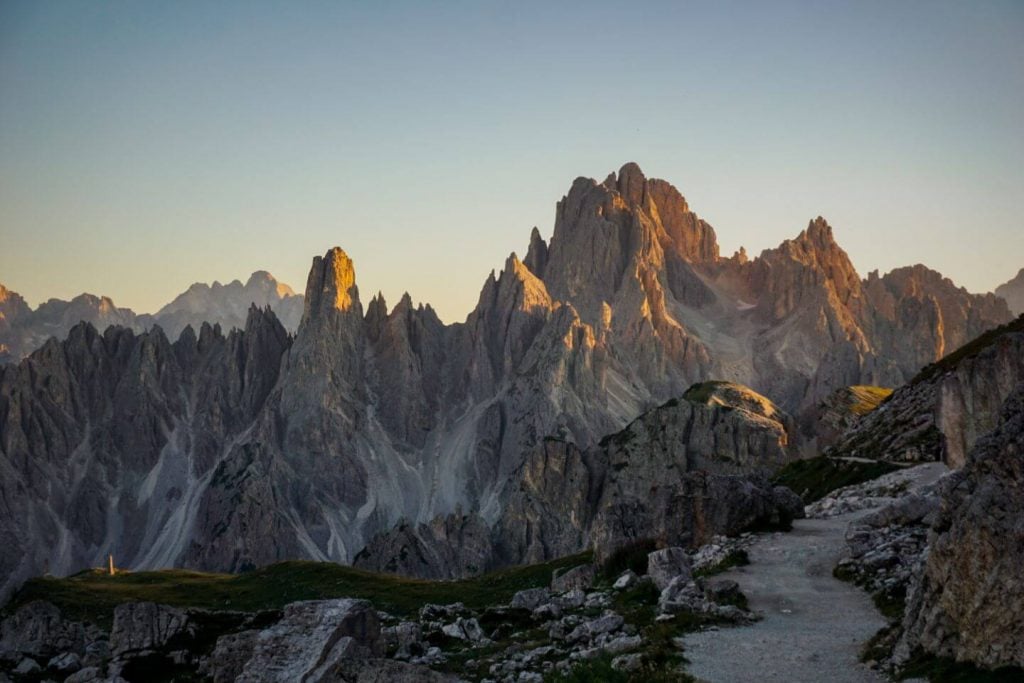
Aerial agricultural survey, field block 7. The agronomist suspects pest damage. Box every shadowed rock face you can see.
[0,164,1011,598]
[0,306,291,600]
[356,383,802,578]
[353,513,494,580]
[494,386,803,569]
[897,383,1024,669]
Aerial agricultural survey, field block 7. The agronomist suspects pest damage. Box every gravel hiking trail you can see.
[682,512,887,682]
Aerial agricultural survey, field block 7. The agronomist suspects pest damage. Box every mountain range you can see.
[0,163,1016,603]
[0,271,303,364]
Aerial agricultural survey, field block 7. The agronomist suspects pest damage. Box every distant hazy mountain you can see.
[0,162,1012,601]
[0,285,150,363]
[995,267,1024,315]
[153,270,303,339]
[0,271,302,362]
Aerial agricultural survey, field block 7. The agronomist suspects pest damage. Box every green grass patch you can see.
[4,552,592,629]
[772,456,900,503]
[898,653,1024,682]
[693,549,750,579]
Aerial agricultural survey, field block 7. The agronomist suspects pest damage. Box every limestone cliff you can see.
[0,306,290,600]
[827,315,1024,467]
[897,383,1024,669]
[355,381,801,578]
[494,382,801,569]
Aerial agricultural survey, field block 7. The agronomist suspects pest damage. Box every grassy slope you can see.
[4,553,591,629]
[844,385,893,415]
[772,456,900,503]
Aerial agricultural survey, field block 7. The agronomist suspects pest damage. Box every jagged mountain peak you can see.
[524,226,549,278]
[0,163,1015,609]
[606,160,649,206]
[302,247,361,323]
[244,269,297,297]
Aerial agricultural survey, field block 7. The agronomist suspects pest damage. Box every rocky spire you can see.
[364,292,388,342]
[523,227,549,279]
[301,247,362,327]
[612,161,648,207]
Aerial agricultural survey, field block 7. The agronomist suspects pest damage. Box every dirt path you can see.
[682,512,888,682]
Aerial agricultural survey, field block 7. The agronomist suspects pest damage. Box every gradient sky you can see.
[1,1,1022,323]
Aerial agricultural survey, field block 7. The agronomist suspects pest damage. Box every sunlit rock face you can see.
[0,163,1012,597]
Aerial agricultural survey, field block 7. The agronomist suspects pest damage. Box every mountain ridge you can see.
[0,271,303,363]
[0,162,1013,602]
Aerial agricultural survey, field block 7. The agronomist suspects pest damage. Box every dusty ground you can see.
[683,463,947,682]
[682,513,887,682]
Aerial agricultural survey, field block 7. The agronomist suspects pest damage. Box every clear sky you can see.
[1,0,1022,323]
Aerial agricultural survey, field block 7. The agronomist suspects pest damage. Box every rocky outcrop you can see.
[237,599,383,683]
[994,267,1024,315]
[827,315,1024,467]
[495,385,804,567]
[809,385,892,450]
[0,601,91,662]
[110,602,193,657]
[897,384,1024,669]
[352,381,802,578]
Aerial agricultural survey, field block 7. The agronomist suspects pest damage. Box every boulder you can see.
[658,576,708,614]
[110,602,193,657]
[47,650,82,674]
[12,657,40,675]
[237,599,382,683]
[382,622,423,660]
[704,578,740,604]
[612,570,638,590]
[551,564,596,593]
[647,547,691,591]
[65,666,103,683]
[440,617,485,643]
[509,588,551,611]
[0,600,87,660]
[203,630,259,683]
